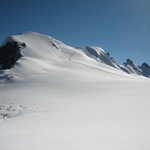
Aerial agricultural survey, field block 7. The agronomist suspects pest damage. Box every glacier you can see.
[0,32,150,150]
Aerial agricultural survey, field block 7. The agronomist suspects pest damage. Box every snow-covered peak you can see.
[0,31,150,78]
[0,32,122,76]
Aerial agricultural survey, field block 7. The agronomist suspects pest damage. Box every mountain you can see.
[0,31,150,78]
[0,32,150,150]
[120,59,150,77]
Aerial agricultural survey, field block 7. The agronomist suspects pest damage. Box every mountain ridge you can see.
[0,31,150,78]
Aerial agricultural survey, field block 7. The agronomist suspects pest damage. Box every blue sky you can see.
[0,0,150,65]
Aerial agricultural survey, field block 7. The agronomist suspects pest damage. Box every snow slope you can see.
[0,32,150,150]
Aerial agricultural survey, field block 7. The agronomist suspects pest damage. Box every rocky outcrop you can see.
[142,63,150,69]
[120,59,150,77]
[0,42,26,70]
[125,59,134,66]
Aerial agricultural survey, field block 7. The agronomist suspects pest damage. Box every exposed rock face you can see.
[126,59,134,66]
[142,63,150,69]
[120,59,150,77]
[0,42,26,70]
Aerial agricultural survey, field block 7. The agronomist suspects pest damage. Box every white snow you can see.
[0,32,150,150]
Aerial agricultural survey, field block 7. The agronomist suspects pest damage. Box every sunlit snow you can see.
[0,32,150,150]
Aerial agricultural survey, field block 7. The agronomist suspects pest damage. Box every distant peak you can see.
[126,58,134,65]
[142,62,150,69]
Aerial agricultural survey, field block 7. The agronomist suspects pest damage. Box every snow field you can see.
[0,32,150,150]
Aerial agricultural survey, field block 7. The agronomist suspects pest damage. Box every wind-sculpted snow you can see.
[76,46,120,69]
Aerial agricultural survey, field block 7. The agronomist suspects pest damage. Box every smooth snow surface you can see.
[0,32,150,150]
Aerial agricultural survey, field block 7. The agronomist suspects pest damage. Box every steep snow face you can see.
[76,46,120,69]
